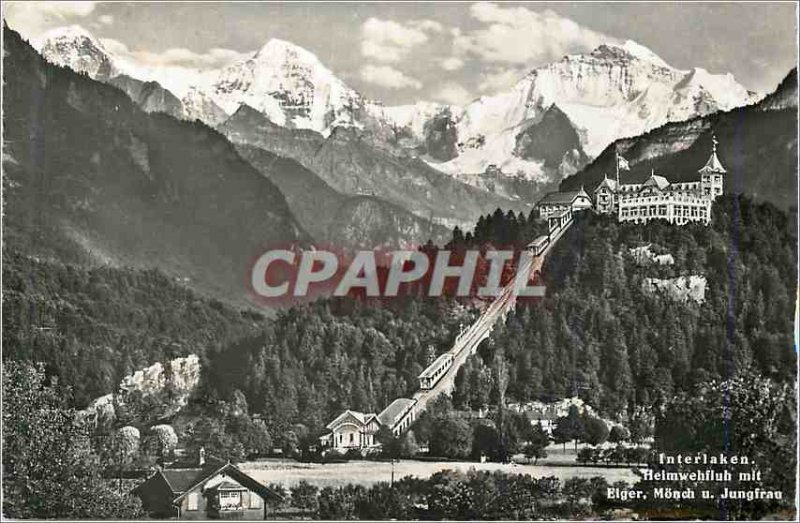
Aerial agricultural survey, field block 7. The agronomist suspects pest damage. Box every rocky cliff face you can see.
[514,104,588,171]
[182,87,229,126]
[83,355,201,428]
[220,105,529,229]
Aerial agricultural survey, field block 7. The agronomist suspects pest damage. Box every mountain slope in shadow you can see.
[2,25,309,306]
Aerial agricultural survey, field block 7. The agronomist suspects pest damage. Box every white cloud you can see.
[455,2,616,65]
[433,83,472,105]
[97,37,128,55]
[98,37,249,96]
[478,68,526,93]
[360,17,441,63]
[4,1,96,37]
[360,64,422,90]
[98,14,113,25]
[409,19,444,33]
[440,57,465,71]
[99,37,248,69]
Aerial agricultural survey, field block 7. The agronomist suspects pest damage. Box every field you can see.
[239,455,639,489]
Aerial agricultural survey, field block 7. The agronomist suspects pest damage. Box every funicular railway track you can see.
[397,209,575,429]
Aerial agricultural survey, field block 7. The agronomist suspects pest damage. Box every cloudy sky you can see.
[4,2,797,105]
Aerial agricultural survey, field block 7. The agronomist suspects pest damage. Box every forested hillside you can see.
[2,249,263,406]
[452,196,796,417]
[200,298,470,433]
[5,195,794,435]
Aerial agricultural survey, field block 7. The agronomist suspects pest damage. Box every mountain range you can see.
[426,41,758,180]
[12,22,795,275]
[36,25,762,205]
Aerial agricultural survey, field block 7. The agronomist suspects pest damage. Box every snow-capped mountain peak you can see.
[37,24,100,48]
[254,37,324,67]
[33,25,761,194]
[181,87,229,126]
[37,25,119,80]
[429,39,757,182]
[211,38,361,132]
[619,40,671,68]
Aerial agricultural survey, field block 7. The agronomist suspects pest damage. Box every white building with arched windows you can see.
[593,137,726,226]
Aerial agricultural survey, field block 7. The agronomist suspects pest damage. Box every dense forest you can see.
[4,195,795,427]
[2,249,263,406]
[452,196,796,418]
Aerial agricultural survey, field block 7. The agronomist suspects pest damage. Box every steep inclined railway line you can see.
[322,210,575,445]
[394,211,574,433]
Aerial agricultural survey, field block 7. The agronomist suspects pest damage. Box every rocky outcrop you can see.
[422,109,459,162]
[83,355,201,428]
[514,104,588,170]
[629,244,675,266]
[643,275,707,304]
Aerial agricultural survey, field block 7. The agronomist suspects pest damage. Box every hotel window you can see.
[188,493,199,511]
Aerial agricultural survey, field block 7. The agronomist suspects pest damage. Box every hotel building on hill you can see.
[593,137,726,225]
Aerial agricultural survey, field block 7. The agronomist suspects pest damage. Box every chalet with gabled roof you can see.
[535,188,593,218]
[320,397,420,450]
[319,409,381,450]
[133,456,282,519]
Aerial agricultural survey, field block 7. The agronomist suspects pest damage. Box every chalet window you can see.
[187,493,199,511]
[249,493,262,509]
[350,433,354,443]
[219,491,242,510]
